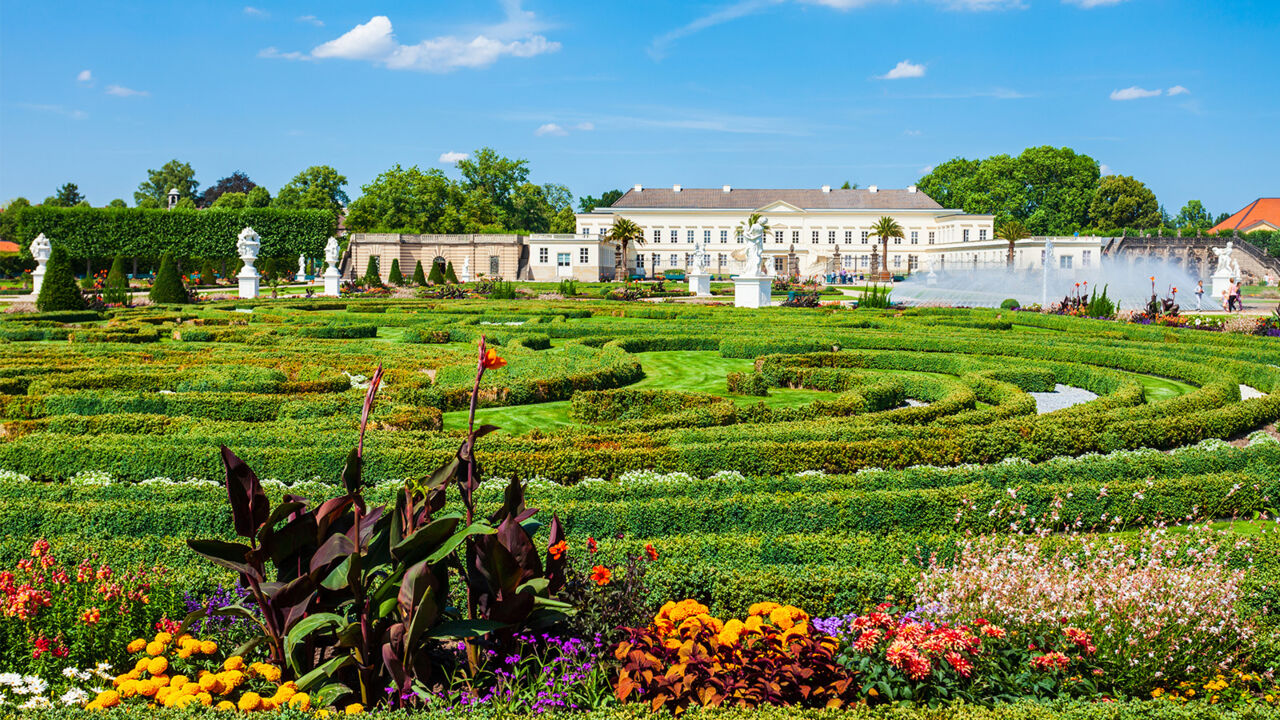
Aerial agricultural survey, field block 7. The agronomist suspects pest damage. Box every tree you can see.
[412,260,427,286]
[200,171,256,207]
[274,166,349,215]
[47,183,85,207]
[1213,212,1231,226]
[456,147,529,218]
[345,164,461,233]
[578,189,622,213]
[35,246,88,311]
[363,256,381,286]
[1089,175,1159,233]
[445,261,458,283]
[104,255,129,305]
[549,206,577,234]
[508,182,570,233]
[0,197,30,244]
[149,253,189,304]
[246,186,272,208]
[174,197,197,210]
[388,258,405,286]
[995,219,1031,267]
[840,181,859,189]
[1175,200,1212,230]
[605,217,644,280]
[199,258,218,285]
[136,196,161,209]
[212,192,248,209]
[108,199,127,208]
[428,260,446,285]
[135,159,199,206]
[870,216,904,276]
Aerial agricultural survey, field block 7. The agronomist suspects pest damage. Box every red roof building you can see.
[1210,198,1280,234]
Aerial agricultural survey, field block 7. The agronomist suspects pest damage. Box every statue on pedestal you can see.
[324,237,341,270]
[740,216,769,277]
[236,228,261,273]
[298,254,307,279]
[1211,241,1242,279]
[691,238,709,273]
[30,233,51,264]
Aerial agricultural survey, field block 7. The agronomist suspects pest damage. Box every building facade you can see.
[346,234,525,283]
[573,185,996,278]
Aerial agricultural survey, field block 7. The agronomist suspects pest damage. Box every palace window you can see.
[717,253,727,267]
[828,230,836,244]
[670,254,678,267]
[489,256,500,276]
[894,236,902,245]
[636,254,645,269]
[792,230,800,244]
[1060,255,1073,269]
[538,247,548,263]
[910,231,918,245]
[893,255,902,269]
[579,248,590,264]
[670,229,679,243]
[811,230,820,243]
[1082,250,1092,267]
[653,229,661,243]
[979,228,988,241]
[842,255,852,268]
[556,253,570,268]
[685,253,692,266]
[860,255,870,267]
[845,231,853,243]
[687,229,695,243]
[720,230,729,243]
[775,230,784,243]
[908,255,919,270]
[928,231,935,245]
[963,229,970,242]
[704,230,712,243]
[861,231,869,244]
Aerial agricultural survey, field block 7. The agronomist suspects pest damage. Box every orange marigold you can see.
[590,565,612,586]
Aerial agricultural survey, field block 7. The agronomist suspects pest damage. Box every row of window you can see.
[538,247,593,265]
[627,253,921,270]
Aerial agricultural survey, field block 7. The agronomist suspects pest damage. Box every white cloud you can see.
[879,60,926,80]
[258,47,312,61]
[297,6,559,73]
[297,14,324,27]
[18,103,87,119]
[1063,0,1128,6]
[574,121,595,131]
[105,84,149,97]
[1167,84,1190,96]
[904,129,922,136]
[535,123,568,136]
[921,165,935,174]
[937,0,1025,8]
[650,0,783,59]
[76,70,92,84]
[243,6,267,17]
[1099,163,1112,175]
[439,151,470,164]
[1109,86,1162,100]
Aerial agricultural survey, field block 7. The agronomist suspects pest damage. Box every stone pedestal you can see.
[323,267,342,297]
[732,275,772,309]
[31,265,47,296]
[238,271,260,299]
[926,271,937,287]
[1212,272,1234,308]
[688,272,711,297]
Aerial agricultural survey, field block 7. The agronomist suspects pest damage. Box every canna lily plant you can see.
[183,337,572,710]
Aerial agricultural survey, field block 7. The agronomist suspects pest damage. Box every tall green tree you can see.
[135,159,199,206]
[107,199,128,208]
[1089,175,1160,232]
[456,147,528,218]
[605,217,645,280]
[274,166,349,215]
[411,260,427,286]
[995,219,1031,267]
[200,171,256,207]
[149,253,190,304]
[549,206,577,234]
[246,186,272,208]
[445,261,458,283]
[578,189,623,213]
[46,183,85,207]
[212,192,248,209]
[104,255,129,305]
[1174,200,1212,230]
[345,164,461,233]
[35,246,87,311]
[388,258,405,286]
[870,216,904,276]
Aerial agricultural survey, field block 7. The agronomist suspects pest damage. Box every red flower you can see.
[590,566,612,586]
[587,537,598,553]
[548,540,567,560]
[482,348,506,370]
[644,544,658,562]
[1031,651,1070,671]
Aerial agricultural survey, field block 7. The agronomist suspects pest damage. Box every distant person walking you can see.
[1195,280,1204,311]
[1234,281,1245,312]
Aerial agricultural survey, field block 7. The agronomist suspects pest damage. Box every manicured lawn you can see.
[1136,373,1198,403]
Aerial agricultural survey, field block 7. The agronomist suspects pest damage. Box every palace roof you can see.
[1210,198,1280,233]
[609,187,944,211]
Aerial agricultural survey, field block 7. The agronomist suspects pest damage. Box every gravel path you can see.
[1241,384,1267,400]
[1029,384,1098,415]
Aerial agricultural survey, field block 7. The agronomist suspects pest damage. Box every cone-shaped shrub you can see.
[445,261,459,283]
[149,253,190,304]
[363,256,382,286]
[36,246,88,312]
[200,258,218,286]
[104,254,129,305]
[388,258,405,286]
[412,260,427,286]
[428,261,446,285]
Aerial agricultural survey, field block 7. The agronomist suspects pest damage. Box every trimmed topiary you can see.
[428,261,446,285]
[104,254,129,305]
[363,256,383,287]
[445,261,459,283]
[35,245,88,312]
[412,260,427,286]
[149,253,190,304]
[388,258,405,286]
[1000,298,1020,310]
[199,258,218,286]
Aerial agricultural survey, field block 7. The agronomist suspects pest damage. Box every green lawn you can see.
[1135,373,1198,403]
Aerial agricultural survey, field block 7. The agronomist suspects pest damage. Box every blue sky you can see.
[1,0,1276,216]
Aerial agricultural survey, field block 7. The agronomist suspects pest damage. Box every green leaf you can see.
[391,513,462,564]
[284,613,345,672]
[295,654,354,692]
[424,619,506,640]
[423,521,496,566]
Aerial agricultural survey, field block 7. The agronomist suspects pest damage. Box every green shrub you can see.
[726,371,770,396]
[388,257,405,285]
[363,256,382,286]
[491,280,517,299]
[147,253,189,304]
[445,260,459,283]
[1000,298,1020,310]
[412,260,427,286]
[429,260,446,285]
[35,245,87,312]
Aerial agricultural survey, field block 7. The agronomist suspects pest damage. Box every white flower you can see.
[60,688,89,705]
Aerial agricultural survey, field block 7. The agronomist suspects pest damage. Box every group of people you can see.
[1193,279,1246,312]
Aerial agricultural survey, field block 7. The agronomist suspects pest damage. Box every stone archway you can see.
[431,255,447,278]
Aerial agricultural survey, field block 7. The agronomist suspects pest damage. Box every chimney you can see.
[633,184,643,192]
[821,185,831,193]
[722,185,731,193]
[868,185,878,193]
[907,185,917,193]
[672,184,682,192]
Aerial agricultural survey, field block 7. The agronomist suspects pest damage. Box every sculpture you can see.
[30,233,52,263]
[298,254,307,278]
[236,227,261,269]
[691,238,709,272]
[324,237,341,267]
[741,216,769,276]
[462,257,471,281]
[1211,241,1242,279]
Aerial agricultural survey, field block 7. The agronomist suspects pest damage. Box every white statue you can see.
[691,238,709,272]
[462,256,471,281]
[324,237,341,267]
[322,237,342,296]
[30,233,52,263]
[741,216,768,276]
[1212,241,1242,278]
[236,227,261,268]
[298,254,307,278]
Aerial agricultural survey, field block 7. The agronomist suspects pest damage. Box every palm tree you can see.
[737,212,770,239]
[869,216,904,278]
[995,219,1031,267]
[604,217,644,280]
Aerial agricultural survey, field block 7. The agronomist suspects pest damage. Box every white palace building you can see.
[525,184,1104,282]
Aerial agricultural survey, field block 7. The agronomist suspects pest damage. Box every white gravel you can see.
[904,399,929,407]
[1241,384,1267,400]
[1029,384,1098,415]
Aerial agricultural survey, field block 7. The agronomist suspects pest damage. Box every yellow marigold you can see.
[154,631,172,644]
[145,641,165,656]
[260,697,278,711]
[171,695,198,709]
[768,605,809,632]
[345,703,365,715]
[127,639,147,654]
[201,640,217,655]
[215,700,236,711]
[181,682,201,695]
[199,674,224,694]
[255,663,282,683]
[196,692,213,706]
[134,658,149,672]
[136,679,158,697]
[168,674,187,688]
[238,691,263,712]
[95,690,121,708]
[176,647,193,659]
[316,710,332,719]
[223,655,245,671]
[718,618,747,646]
[748,602,781,617]
[744,615,765,633]
[288,693,311,710]
[118,680,139,698]
[147,656,169,675]
[222,670,246,691]
[273,685,297,703]
[177,634,194,646]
